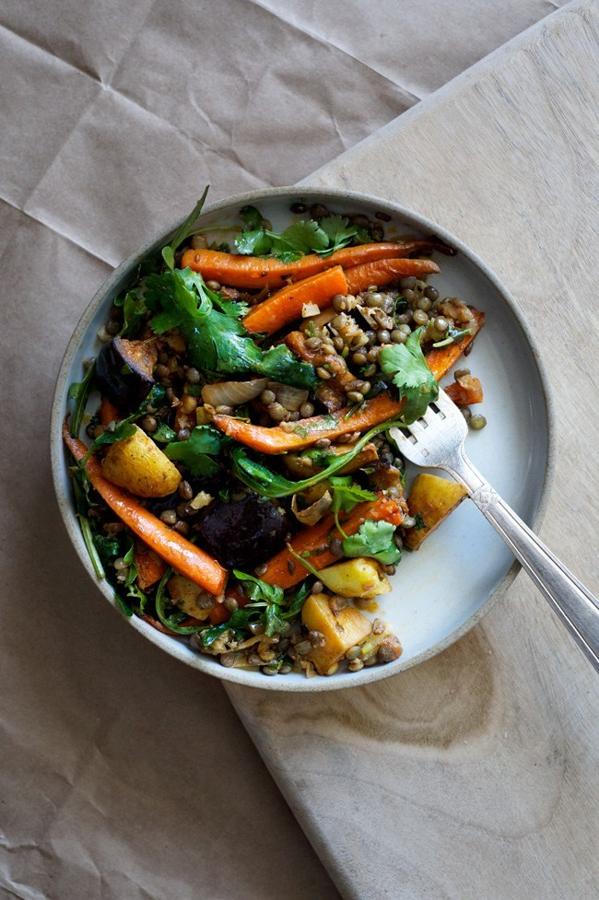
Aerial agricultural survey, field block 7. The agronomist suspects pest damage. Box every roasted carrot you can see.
[445,374,483,407]
[63,425,228,596]
[345,257,440,294]
[134,539,167,590]
[261,496,404,589]
[243,266,348,335]
[214,393,403,454]
[181,240,450,290]
[425,309,485,379]
[214,309,484,454]
[99,397,119,428]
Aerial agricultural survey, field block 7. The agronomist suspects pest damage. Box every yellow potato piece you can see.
[318,558,391,599]
[167,574,213,620]
[302,592,372,674]
[102,425,181,497]
[405,473,468,550]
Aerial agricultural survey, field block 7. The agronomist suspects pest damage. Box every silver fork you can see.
[389,389,599,671]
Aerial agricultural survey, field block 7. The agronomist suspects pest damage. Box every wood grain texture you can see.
[226,2,599,898]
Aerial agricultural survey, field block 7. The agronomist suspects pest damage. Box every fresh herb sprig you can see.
[68,361,96,438]
[379,327,438,424]
[234,207,368,261]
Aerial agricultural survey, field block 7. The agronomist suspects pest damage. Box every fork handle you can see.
[443,451,599,671]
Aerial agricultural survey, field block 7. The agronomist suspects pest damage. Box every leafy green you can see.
[68,361,96,437]
[164,425,223,477]
[231,418,400,498]
[233,210,362,260]
[152,422,177,443]
[379,327,438,423]
[283,581,311,620]
[83,383,166,459]
[162,186,209,270]
[329,475,376,537]
[432,326,472,348]
[78,516,105,579]
[145,267,315,388]
[116,289,148,337]
[199,608,256,647]
[342,520,401,565]
[155,569,204,634]
[413,512,426,530]
[89,420,137,451]
[93,533,121,564]
[239,205,265,230]
[233,570,284,606]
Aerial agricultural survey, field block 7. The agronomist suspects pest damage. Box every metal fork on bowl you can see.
[389,389,599,671]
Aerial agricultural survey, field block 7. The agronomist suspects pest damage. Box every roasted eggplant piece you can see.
[195,494,288,569]
[96,336,157,410]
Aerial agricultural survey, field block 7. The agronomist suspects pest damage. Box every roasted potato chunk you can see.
[301,592,372,674]
[317,558,391,599]
[101,425,181,497]
[404,473,468,550]
[167,574,214,620]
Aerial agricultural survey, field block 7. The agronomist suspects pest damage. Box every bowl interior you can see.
[51,188,552,691]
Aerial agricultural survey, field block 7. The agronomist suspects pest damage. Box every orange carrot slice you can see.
[344,257,440,294]
[181,240,448,290]
[243,266,348,334]
[261,496,404,589]
[134,539,167,590]
[213,310,484,454]
[63,425,227,596]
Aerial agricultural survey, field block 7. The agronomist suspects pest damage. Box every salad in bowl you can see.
[62,189,487,680]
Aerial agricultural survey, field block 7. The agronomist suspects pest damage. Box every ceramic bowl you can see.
[51,187,553,691]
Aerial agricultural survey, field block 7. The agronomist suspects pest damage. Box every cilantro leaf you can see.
[240,205,264,230]
[318,215,359,254]
[342,520,402,565]
[152,422,177,443]
[89,420,137,451]
[329,475,376,537]
[68,361,96,437]
[164,425,223,477]
[278,220,329,254]
[379,327,438,423]
[147,268,315,388]
[233,570,285,637]
[234,228,273,256]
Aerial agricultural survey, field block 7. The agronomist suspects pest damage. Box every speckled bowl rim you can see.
[50,186,555,692]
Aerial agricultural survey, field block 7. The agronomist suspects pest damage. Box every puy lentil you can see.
[347,390,364,404]
[268,402,288,422]
[413,309,429,326]
[425,285,439,300]
[348,658,364,672]
[174,520,190,536]
[469,413,487,430]
[299,401,314,417]
[177,428,190,441]
[178,480,193,500]
[260,389,276,404]
[141,415,157,433]
[312,580,324,593]
[377,329,391,344]
[316,366,331,380]
[391,329,407,344]
[454,367,471,379]
[186,367,200,384]
[461,406,472,422]
[160,510,177,525]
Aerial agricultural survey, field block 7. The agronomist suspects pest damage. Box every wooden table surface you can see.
[227,2,599,897]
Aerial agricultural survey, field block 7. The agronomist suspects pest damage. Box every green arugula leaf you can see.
[379,327,438,424]
[119,290,148,337]
[164,425,223,477]
[155,569,204,634]
[199,608,256,647]
[342,520,402,565]
[89,420,137,451]
[93,533,121,564]
[231,418,400,498]
[162,186,209,270]
[68,361,96,437]
[282,580,311,620]
[233,570,284,606]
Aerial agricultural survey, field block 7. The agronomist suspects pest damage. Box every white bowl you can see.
[51,187,554,691]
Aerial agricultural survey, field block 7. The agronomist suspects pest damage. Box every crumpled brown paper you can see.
[0,0,562,895]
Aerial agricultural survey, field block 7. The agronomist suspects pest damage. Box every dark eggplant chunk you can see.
[195,495,288,569]
[96,336,157,410]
